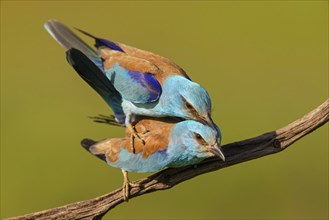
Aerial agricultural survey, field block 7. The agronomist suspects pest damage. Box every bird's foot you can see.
[122,171,140,202]
[122,182,140,202]
[128,124,145,153]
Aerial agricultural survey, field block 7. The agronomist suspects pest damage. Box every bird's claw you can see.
[128,125,145,153]
[122,181,140,202]
[132,130,145,144]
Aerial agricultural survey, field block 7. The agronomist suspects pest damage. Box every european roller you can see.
[81,116,225,201]
[44,19,220,150]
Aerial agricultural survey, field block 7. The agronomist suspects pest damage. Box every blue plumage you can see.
[94,38,125,52]
[75,28,125,52]
[45,19,221,150]
[86,119,224,172]
[128,71,162,102]
[105,63,162,103]
[111,147,168,172]
[82,118,224,200]
[45,19,226,201]
[66,49,126,124]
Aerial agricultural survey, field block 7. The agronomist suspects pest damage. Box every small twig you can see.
[7,99,329,220]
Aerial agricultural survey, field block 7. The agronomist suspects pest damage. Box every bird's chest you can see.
[166,143,206,168]
[167,155,204,168]
[121,99,166,117]
[110,147,170,173]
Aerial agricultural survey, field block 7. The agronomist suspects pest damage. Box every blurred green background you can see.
[1,1,328,219]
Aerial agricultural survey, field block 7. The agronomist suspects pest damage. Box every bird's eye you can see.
[194,133,207,145]
[185,102,193,109]
[181,96,194,110]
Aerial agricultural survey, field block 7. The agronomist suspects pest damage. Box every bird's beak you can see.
[199,113,217,130]
[209,143,225,161]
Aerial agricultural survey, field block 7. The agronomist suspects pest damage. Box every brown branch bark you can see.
[7,99,329,220]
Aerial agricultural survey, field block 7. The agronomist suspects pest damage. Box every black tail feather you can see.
[66,48,125,122]
[81,138,96,150]
[80,138,106,162]
[66,48,118,97]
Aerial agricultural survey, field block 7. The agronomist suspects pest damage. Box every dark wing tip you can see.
[65,48,79,66]
[74,27,95,39]
[81,138,107,162]
[81,138,97,151]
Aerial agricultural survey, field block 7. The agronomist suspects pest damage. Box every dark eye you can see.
[185,102,193,109]
[181,96,194,109]
[194,133,207,145]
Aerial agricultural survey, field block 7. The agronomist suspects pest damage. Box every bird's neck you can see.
[158,76,186,116]
[166,142,205,168]
[165,123,205,168]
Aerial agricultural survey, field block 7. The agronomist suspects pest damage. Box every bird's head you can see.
[164,76,219,136]
[170,121,225,162]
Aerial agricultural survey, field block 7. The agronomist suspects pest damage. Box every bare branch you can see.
[7,99,329,220]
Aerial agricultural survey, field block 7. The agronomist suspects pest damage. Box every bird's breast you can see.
[121,99,166,117]
[108,147,170,173]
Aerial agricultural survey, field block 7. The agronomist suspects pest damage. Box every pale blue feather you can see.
[106,120,218,173]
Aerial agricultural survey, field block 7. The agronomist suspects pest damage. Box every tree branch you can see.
[7,99,329,220]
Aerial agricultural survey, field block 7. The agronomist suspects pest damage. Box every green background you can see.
[1,1,328,219]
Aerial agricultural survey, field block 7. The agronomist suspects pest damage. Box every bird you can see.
[81,116,225,201]
[45,19,220,150]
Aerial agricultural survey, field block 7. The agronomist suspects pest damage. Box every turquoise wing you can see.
[105,63,162,104]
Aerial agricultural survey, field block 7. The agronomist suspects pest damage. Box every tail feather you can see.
[66,48,125,124]
[44,19,101,65]
[81,138,107,162]
[81,138,97,150]
[45,19,125,124]
[75,28,125,52]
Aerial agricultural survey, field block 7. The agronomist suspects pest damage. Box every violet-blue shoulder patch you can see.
[105,63,162,103]
[94,37,124,52]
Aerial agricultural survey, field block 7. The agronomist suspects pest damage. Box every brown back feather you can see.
[95,117,181,163]
[99,43,189,84]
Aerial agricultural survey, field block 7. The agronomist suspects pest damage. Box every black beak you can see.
[209,143,225,161]
[199,113,217,131]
